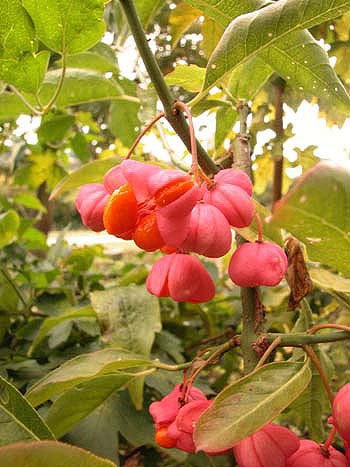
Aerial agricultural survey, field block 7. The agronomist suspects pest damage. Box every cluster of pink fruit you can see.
[149,383,350,466]
[76,160,288,303]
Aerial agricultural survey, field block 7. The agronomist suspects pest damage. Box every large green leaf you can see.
[91,285,161,408]
[0,376,54,440]
[229,56,273,100]
[169,3,201,48]
[26,348,153,406]
[22,0,106,54]
[184,0,270,27]
[165,65,206,93]
[28,305,96,356]
[0,441,116,467]
[0,0,49,93]
[194,361,311,452]
[91,286,161,356]
[270,161,350,276]
[0,406,38,445]
[49,157,120,200]
[260,30,349,111]
[1,51,50,94]
[190,0,350,112]
[64,395,120,464]
[202,0,350,92]
[39,69,124,107]
[45,374,135,438]
[0,210,20,249]
[310,267,350,293]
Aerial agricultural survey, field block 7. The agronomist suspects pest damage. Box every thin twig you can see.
[308,323,350,335]
[255,336,281,369]
[303,344,334,404]
[9,85,43,116]
[42,54,67,114]
[173,101,198,173]
[125,112,165,159]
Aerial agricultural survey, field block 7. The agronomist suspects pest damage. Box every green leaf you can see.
[310,267,350,293]
[91,285,161,409]
[169,3,201,48]
[64,51,118,75]
[38,113,75,144]
[14,193,47,213]
[229,56,273,100]
[0,0,37,58]
[260,30,350,112]
[0,406,38,445]
[91,286,161,355]
[194,360,311,452]
[270,161,350,276]
[135,0,165,28]
[184,0,270,28]
[49,157,120,200]
[38,69,124,108]
[236,199,283,245]
[28,305,96,356]
[0,376,54,440]
[26,348,153,406]
[71,132,91,163]
[215,107,237,148]
[109,100,140,147]
[22,0,106,54]
[45,374,135,438]
[165,65,206,93]
[64,395,120,463]
[200,0,350,110]
[0,210,20,249]
[1,50,50,94]
[201,18,224,59]
[0,441,117,467]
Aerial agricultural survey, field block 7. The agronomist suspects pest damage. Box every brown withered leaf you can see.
[285,236,313,310]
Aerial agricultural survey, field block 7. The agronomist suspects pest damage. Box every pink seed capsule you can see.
[75,183,109,232]
[232,424,300,467]
[228,241,288,287]
[286,439,348,467]
[146,253,215,303]
[333,384,350,444]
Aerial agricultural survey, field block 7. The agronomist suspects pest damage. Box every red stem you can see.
[125,111,165,159]
[173,101,198,176]
[308,324,350,335]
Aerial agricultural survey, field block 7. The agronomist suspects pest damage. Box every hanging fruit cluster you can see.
[75,156,288,303]
[148,383,349,466]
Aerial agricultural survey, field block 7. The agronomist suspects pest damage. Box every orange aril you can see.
[154,179,193,207]
[103,184,138,239]
[155,426,176,448]
[133,212,165,251]
[160,245,177,254]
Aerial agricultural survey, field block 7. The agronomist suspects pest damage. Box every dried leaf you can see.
[285,237,313,310]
